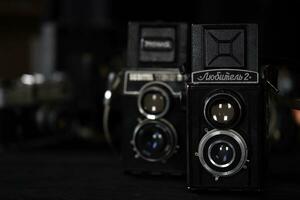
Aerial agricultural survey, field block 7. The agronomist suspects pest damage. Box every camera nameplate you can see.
[191,69,259,84]
[124,70,183,95]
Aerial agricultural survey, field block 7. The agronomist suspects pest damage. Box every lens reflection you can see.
[142,91,166,115]
[210,142,235,167]
[136,124,167,159]
[210,99,236,125]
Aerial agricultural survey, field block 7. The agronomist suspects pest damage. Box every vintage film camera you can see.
[121,22,188,175]
[186,24,266,190]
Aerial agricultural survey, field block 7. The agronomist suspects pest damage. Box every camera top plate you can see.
[123,68,184,96]
[127,22,188,68]
[191,24,258,84]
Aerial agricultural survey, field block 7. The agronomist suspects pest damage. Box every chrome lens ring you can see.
[198,129,248,177]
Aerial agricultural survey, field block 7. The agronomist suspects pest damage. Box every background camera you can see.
[122,22,187,175]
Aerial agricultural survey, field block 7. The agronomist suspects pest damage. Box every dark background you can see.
[2,0,300,78]
[1,0,300,199]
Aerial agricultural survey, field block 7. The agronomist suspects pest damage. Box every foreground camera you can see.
[187,24,266,191]
[122,22,188,175]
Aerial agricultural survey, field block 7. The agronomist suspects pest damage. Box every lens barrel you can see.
[198,129,248,177]
[138,83,171,119]
[132,119,177,162]
[204,91,242,128]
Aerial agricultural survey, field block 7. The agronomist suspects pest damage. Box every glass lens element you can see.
[210,99,236,125]
[210,142,235,166]
[142,91,166,115]
[136,124,168,159]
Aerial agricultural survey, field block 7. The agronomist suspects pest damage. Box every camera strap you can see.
[103,71,123,153]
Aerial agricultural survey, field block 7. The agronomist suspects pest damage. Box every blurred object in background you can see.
[0,0,42,79]
[291,109,300,126]
[268,61,300,152]
[0,72,110,151]
[48,0,124,148]
[0,0,125,152]
[0,73,73,150]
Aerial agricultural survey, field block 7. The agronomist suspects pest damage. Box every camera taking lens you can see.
[198,129,248,177]
[208,141,235,168]
[132,119,177,162]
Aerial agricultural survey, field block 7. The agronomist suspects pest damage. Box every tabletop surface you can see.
[0,148,300,200]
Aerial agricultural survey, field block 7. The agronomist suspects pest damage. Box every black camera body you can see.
[122,69,186,175]
[187,24,265,191]
[121,22,188,175]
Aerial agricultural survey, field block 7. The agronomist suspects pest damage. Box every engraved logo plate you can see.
[124,70,183,95]
[191,69,259,84]
[141,38,173,51]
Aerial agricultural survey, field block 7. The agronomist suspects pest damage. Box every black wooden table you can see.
[0,149,299,200]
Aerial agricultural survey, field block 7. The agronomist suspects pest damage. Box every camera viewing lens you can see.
[142,91,166,115]
[210,100,235,124]
[208,141,235,168]
[138,84,170,119]
[204,92,242,128]
[133,120,177,162]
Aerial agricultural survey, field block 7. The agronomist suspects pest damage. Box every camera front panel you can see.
[122,69,186,175]
[187,84,265,190]
[187,24,265,191]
